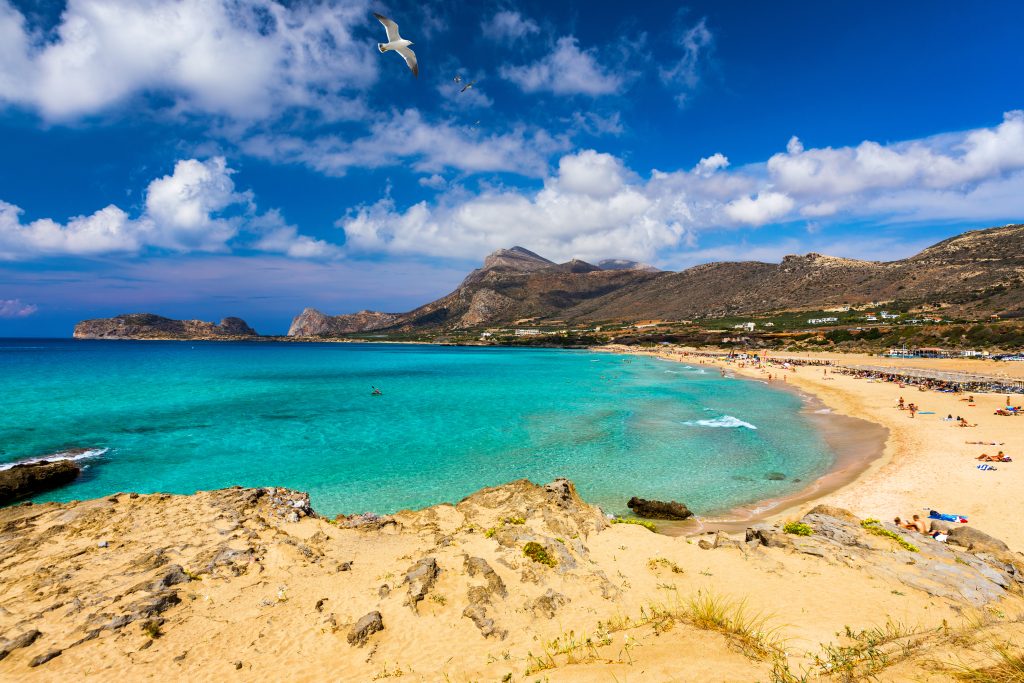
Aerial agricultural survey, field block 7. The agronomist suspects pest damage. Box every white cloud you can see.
[249,209,340,259]
[659,17,713,108]
[692,153,729,177]
[0,298,38,318]
[242,109,569,177]
[482,10,539,43]
[335,112,1024,264]
[571,111,624,137]
[723,192,795,226]
[418,174,448,190]
[0,157,338,259]
[500,36,624,96]
[0,0,375,121]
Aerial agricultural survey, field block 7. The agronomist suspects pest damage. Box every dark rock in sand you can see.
[626,496,693,520]
[29,649,62,667]
[0,629,41,660]
[403,557,440,609]
[347,611,383,647]
[947,526,1010,554]
[764,471,787,481]
[0,459,81,505]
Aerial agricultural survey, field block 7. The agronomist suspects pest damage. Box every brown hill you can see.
[291,224,1024,334]
[73,314,258,340]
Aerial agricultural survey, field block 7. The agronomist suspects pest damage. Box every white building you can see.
[807,317,839,325]
[514,329,541,336]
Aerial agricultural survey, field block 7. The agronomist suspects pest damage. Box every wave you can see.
[0,447,109,471]
[683,415,758,430]
[814,408,832,414]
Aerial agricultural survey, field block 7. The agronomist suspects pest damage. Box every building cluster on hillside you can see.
[807,316,839,325]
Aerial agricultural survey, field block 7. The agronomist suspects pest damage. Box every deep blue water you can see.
[0,340,834,516]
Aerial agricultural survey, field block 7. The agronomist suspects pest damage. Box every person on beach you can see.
[898,396,905,410]
[908,403,917,418]
[910,515,928,533]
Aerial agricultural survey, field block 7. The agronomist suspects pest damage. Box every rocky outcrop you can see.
[626,496,693,520]
[286,307,400,336]
[347,611,383,647]
[0,460,80,505]
[947,526,1011,554]
[73,314,258,340]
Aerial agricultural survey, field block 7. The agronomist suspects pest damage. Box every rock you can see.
[97,540,109,548]
[462,604,506,639]
[745,527,792,549]
[402,557,440,610]
[764,472,787,481]
[0,459,81,505]
[0,629,41,660]
[378,585,390,598]
[626,497,693,520]
[529,590,568,619]
[152,565,192,589]
[315,598,327,612]
[698,539,714,550]
[465,556,507,598]
[234,661,243,670]
[347,611,384,647]
[337,561,353,572]
[29,649,62,667]
[287,307,399,337]
[947,527,1010,554]
[804,505,861,524]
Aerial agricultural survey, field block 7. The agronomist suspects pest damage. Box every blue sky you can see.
[1,0,1023,336]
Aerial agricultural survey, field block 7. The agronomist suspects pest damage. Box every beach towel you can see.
[918,411,936,414]
[976,464,997,471]
[929,510,968,523]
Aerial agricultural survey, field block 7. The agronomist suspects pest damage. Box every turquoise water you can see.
[0,340,835,516]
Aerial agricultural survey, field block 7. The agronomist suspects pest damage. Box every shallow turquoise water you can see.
[0,340,834,516]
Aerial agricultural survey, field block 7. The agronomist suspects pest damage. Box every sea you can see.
[0,340,837,517]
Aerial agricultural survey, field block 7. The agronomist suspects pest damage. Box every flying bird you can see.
[373,12,417,77]
[460,80,476,93]
[453,74,462,83]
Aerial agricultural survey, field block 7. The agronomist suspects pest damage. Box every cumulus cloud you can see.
[659,17,713,107]
[336,112,1024,263]
[500,37,624,96]
[0,157,337,259]
[0,298,38,318]
[0,0,375,121]
[482,10,539,43]
[242,109,569,177]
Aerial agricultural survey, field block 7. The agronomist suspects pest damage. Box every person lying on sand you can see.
[966,441,1005,445]
[976,451,1012,462]
[958,418,977,427]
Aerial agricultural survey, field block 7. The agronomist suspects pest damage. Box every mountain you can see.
[288,308,400,337]
[73,314,258,340]
[289,225,1024,334]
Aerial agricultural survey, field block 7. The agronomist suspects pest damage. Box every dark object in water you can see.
[0,460,81,505]
[626,496,693,520]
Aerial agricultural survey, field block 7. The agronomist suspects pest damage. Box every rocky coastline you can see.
[1,478,1021,680]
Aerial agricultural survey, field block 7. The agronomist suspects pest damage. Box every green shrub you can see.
[861,519,919,552]
[782,521,813,536]
[523,541,557,567]
[611,517,657,532]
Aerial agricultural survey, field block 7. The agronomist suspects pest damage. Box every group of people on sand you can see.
[896,396,920,417]
[893,514,949,542]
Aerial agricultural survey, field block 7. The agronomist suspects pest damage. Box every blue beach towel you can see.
[976,464,997,471]
[918,411,936,414]
[929,510,968,523]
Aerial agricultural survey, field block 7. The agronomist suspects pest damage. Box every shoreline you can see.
[597,347,889,536]
[609,345,1024,548]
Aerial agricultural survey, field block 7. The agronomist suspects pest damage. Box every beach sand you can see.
[626,346,1024,549]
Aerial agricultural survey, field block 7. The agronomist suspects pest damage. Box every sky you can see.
[1,0,1023,336]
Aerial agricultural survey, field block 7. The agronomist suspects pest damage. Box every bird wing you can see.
[373,12,401,42]
[395,45,418,77]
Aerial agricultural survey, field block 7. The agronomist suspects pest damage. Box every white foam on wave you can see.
[683,415,758,430]
[814,408,832,414]
[0,447,109,471]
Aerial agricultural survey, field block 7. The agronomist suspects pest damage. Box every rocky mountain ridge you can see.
[73,314,258,340]
[291,223,1024,335]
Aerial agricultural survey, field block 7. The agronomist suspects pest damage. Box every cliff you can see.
[73,314,258,340]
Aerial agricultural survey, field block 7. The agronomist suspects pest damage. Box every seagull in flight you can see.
[460,80,476,93]
[453,74,463,83]
[374,12,417,77]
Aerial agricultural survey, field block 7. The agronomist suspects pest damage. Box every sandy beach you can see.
[622,346,1024,549]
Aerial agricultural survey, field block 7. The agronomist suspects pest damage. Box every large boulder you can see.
[947,526,1010,554]
[346,611,383,647]
[626,496,693,520]
[0,460,81,505]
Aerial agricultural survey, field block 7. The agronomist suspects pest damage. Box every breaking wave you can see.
[0,447,109,471]
[683,415,758,430]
